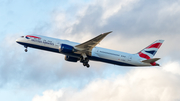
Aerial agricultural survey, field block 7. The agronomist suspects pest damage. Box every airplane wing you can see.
[74,31,112,56]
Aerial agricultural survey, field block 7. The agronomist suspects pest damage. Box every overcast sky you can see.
[1,0,180,101]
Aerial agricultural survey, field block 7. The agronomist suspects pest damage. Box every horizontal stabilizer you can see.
[142,58,160,63]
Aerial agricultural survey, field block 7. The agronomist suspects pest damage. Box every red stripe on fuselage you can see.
[26,35,41,39]
[146,43,162,49]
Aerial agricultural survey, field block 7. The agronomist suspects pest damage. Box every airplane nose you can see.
[16,39,18,42]
[16,39,20,43]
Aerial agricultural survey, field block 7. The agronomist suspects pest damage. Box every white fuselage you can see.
[16,35,151,66]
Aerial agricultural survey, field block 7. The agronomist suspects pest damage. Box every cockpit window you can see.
[21,36,24,38]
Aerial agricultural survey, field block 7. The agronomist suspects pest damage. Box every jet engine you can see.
[65,55,79,62]
[59,44,75,53]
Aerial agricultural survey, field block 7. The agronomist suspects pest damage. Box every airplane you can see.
[16,31,164,68]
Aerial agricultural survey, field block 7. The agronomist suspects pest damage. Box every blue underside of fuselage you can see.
[17,42,136,66]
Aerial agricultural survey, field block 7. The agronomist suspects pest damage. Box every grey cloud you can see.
[51,0,180,38]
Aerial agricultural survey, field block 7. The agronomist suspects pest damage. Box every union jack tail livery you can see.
[138,40,164,66]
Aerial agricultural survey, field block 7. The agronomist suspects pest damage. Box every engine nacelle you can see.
[59,44,74,53]
[65,55,79,62]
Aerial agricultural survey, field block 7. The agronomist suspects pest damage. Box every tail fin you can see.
[138,40,164,59]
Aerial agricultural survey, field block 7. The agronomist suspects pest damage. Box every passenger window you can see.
[21,36,24,38]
